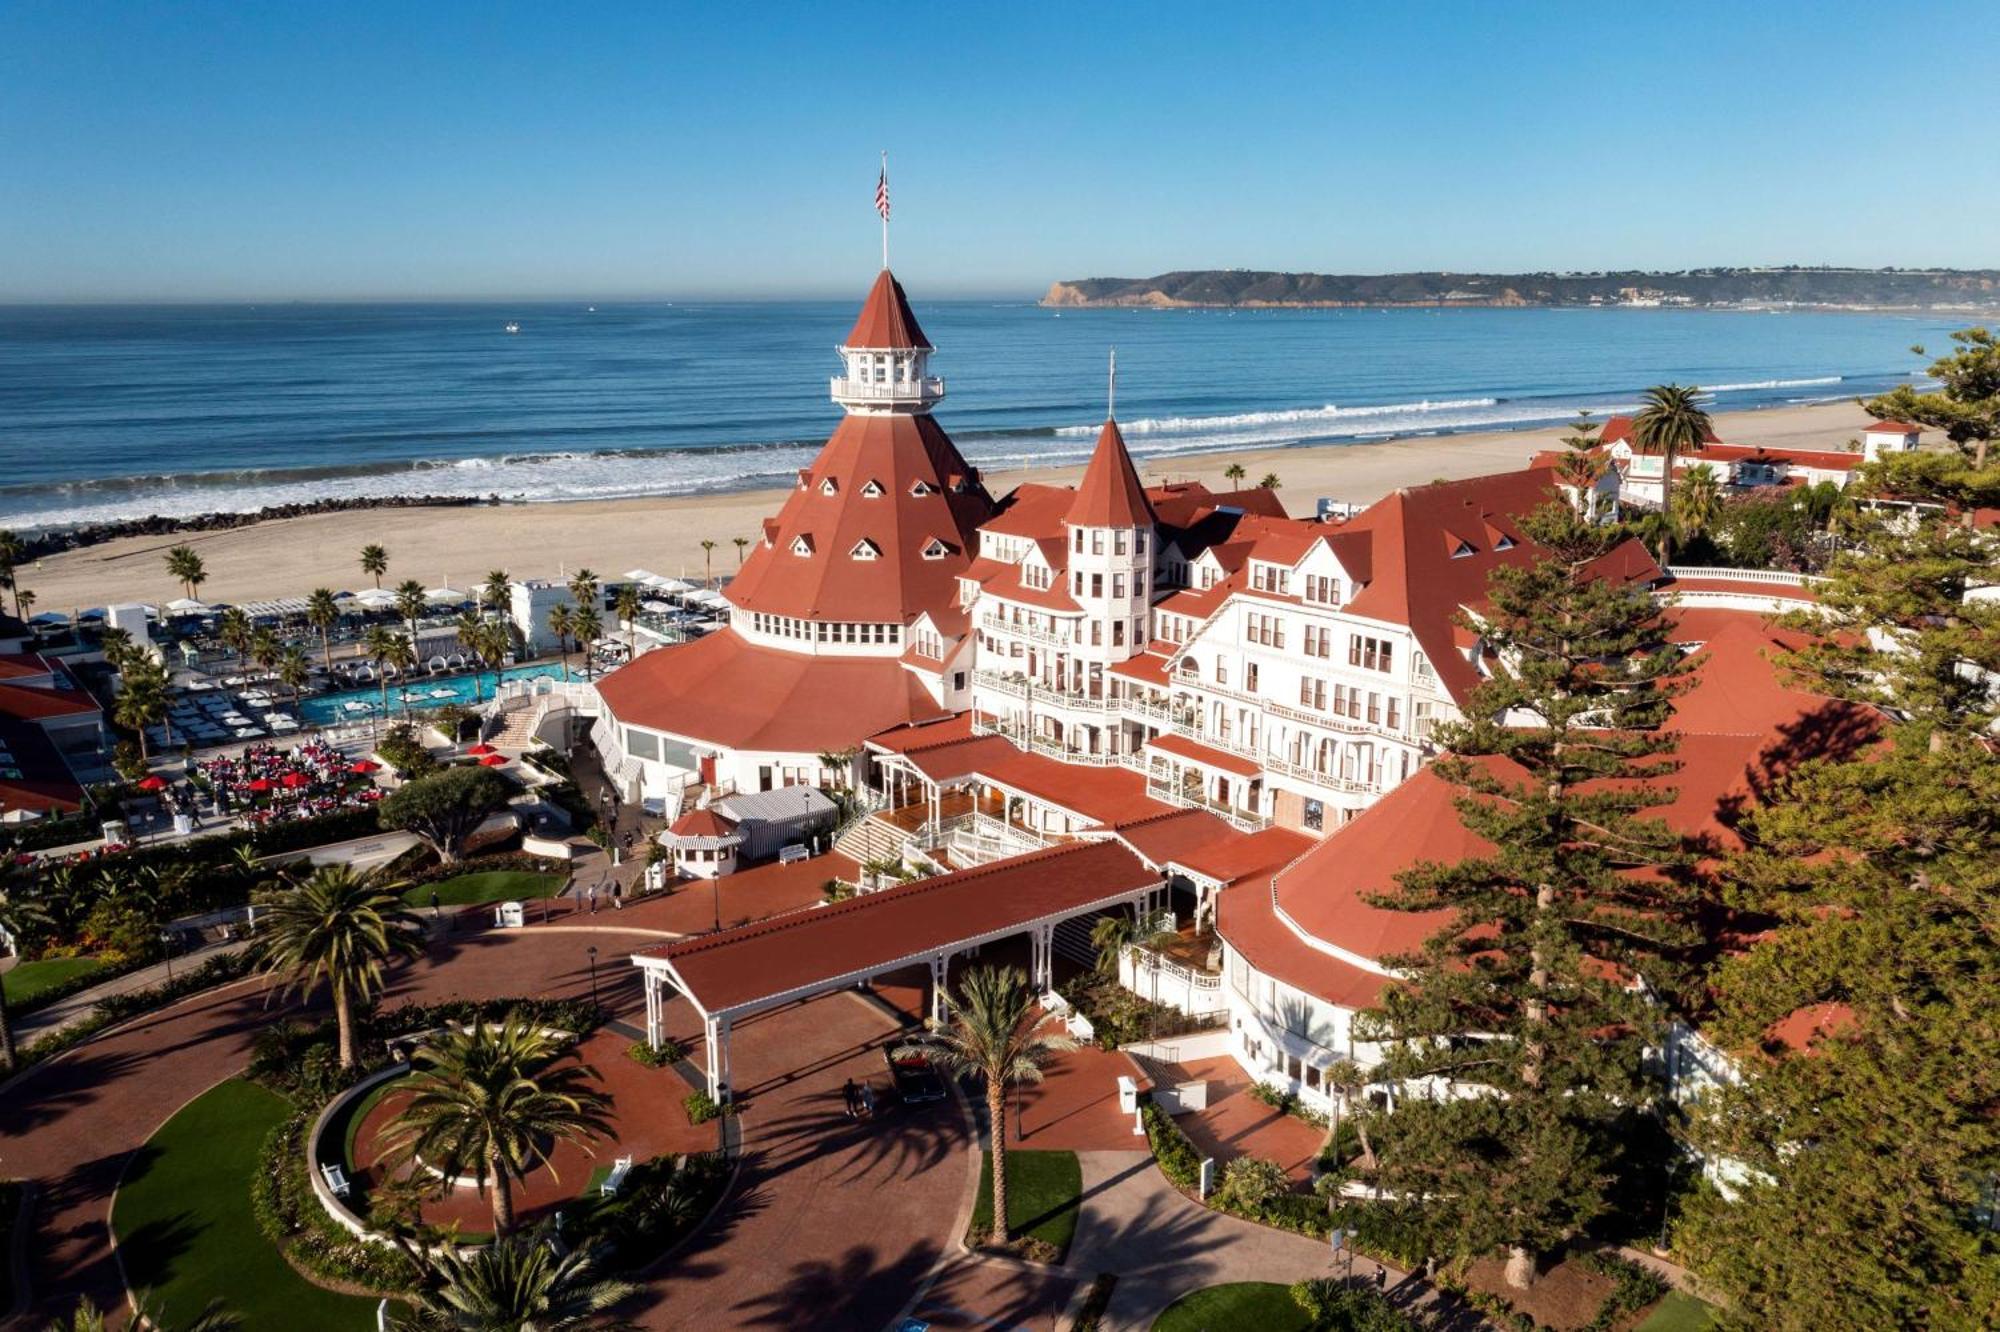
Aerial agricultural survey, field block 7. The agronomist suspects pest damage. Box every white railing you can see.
[972,672,1119,713]
[829,375,944,402]
[1666,565,1823,588]
[978,614,1074,648]
[1144,778,1269,832]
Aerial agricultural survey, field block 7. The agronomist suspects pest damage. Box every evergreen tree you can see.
[1676,445,2000,1330]
[1865,326,1999,468]
[1355,498,1699,1288]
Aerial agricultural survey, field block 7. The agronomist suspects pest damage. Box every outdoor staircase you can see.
[833,812,911,869]
[486,704,545,750]
[1053,908,1121,968]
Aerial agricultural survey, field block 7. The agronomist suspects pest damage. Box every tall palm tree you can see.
[250,864,423,1069]
[361,543,390,589]
[1320,1057,1377,1174]
[393,1231,636,1332]
[613,584,642,659]
[571,606,602,677]
[1257,472,1281,490]
[277,644,312,707]
[731,536,748,568]
[699,540,717,589]
[97,625,137,672]
[365,624,400,718]
[1223,462,1247,485]
[1088,915,1132,975]
[547,604,576,681]
[379,1014,615,1236]
[1629,383,1714,567]
[395,578,429,644]
[482,568,512,623]
[455,610,489,701]
[114,657,171,763]
[14,588,34,625]
[379,631,419,715]
[164,544,208,600]
[248,626,281,676]
[305,587,341,672]
[480,620,512,679]
[0,528,23,618]
[218,607,253,663]
[1674,462,1723,548]
[0,891,51,1073]
[902,966,1075,1246]
[565,570,600,630]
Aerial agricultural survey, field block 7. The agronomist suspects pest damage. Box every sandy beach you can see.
[20,400,1879,613]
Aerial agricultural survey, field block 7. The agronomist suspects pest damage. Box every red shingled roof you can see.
[1863,420,1919,434]
[642,840,1159,1014]
[1065,419,1156,528]
[0,678,101,722]
[843,269,932,350]
[1599,415,1725,449]
[1218,874,1393,1010]
[725,411,994,623]
[596,629,947,755]
[1145,731,1262,778]
[669,807,737,841]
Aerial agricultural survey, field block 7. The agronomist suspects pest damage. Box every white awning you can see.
[165,598,211,614]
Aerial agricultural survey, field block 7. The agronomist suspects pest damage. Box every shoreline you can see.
[19,399,1880,613]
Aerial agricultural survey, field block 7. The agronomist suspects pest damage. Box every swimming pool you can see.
[297,663,574,727]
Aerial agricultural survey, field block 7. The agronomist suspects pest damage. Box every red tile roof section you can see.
[644,840,1159,1014]
[1065,419,1156,528]
[1599,415,1725,449]
[596,629,947,754]
[1145,731,1262,778]
[725,412,994,623]
[0,679,101,722]
[842,269,932,350]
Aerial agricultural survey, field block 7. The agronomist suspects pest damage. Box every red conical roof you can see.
[1065,418,1155,528]
[725,412,993,623]
[843,269,933,350]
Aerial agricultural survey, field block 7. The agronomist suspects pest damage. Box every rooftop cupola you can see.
[832,269,945,414]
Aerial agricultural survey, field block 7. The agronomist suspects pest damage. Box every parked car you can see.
[883,1039,949,1104]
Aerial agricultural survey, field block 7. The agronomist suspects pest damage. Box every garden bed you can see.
[966,1149,1082,1264]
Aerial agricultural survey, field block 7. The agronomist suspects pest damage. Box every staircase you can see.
[1053,907,1122,968]
[486,703,546,750]
[833,812,912,868]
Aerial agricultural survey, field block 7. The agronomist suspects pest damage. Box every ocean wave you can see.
[1053,397,1502,437]
[1702,376,1842,392]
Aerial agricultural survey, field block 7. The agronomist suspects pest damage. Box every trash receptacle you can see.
[494,901,526,929]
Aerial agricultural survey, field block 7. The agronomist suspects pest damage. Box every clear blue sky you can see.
[2,1,1994,301]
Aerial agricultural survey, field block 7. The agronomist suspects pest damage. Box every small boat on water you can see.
[504,322,520,334]
[429,688,457,699]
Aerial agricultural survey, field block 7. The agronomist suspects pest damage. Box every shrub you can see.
[377,765,513,863]
[570,1151,728,1265]
[683,1090,729,1125]
[627,1038,686,1068]
[1058,971,1222,1049]
[374,723,437,777]
[250,1110,419,1294]
[1576,1250,1670,1331]
[1220,1155,1289,1211]
[1250,1079,1330,1128]
[1291,1277,1418,1331]
[1142,1101,1203,1191]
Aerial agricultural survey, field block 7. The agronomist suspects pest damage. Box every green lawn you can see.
[1635,1290,1720,1332]
[112,1079,378,1328]
[402,869,565,907]
[2,955,106,1007]
[1153,1282,1312,1332]
[968,1149,1082,1260]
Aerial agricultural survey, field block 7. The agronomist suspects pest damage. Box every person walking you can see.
[842,1078,859,1119]
[858,1081,875,1118]
[611,879,623,911]
[587,882,598,915]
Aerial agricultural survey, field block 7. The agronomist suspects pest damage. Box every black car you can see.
[883,1040,949,1104]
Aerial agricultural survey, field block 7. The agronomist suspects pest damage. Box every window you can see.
[1135,530,1147,556]
[1304,574,1342,606]
[1074,528,1084,553]
[850,539,880,560]
[1113,530,1127,555]
[790,535,814,556]
[1367,692,1381,725]
[820,476,839,496]
[1350,635,1394,672]
[860,478,884,498]
[1299,677,1326,710]
[1245,662,1259,692]
[1112,574,1126,599]
[1022,564,1050,591]
[910,479,934,497]
[921,538,950,560]
[1244,611,1285,649]
[1451,539,1476,558]
[1386,697,1402,730]
[1091,530,1105,555]
[1250,562,1290,594]
[1112,620,1125,646]
[1303,625,1333,658]
[1091,574,1103,597]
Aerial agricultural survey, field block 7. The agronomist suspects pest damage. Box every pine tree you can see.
[1676,446,2000,1330]
[1355,497,1700,1288]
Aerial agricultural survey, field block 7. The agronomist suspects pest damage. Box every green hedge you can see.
[250,1109,419,1294]
[1142,1100,1203,1190]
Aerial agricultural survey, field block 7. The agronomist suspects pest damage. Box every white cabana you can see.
[165,598,211,615]
[425,586,469,605]
[643,575,696,594]
[683,589,730,609]
[352,588,399,610]
[623,568,660,583]
[640,599,675,614]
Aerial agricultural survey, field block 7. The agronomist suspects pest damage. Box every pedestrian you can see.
[611,880,623,911]
[1374,1267,1386,1291]
[858,1081,875,1117]
[587,882,597,915]
[842,1078,859,1119]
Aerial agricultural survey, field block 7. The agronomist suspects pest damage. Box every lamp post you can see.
[587,945,599,1008]
[712,874,722,934]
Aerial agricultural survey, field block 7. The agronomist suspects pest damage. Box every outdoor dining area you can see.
[187,738,385,823]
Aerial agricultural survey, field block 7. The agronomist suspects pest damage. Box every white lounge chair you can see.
[320,1162,350,1198]
[600,1155,634,1197]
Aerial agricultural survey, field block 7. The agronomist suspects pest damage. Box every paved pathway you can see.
[12,938,250,1045]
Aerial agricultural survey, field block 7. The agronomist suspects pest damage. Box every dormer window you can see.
[1450,539,1477,559]
[910,479,934,498]
[921,538,950,561]
[860,479,884,498]
[850,538,881,561]
[796,469,811,490]
[790,535,815,557]
[1495,535,1516,551]
[820,477,839,496]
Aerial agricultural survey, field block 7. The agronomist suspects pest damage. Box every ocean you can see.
[0,298,1958,532]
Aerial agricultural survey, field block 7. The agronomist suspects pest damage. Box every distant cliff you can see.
[1041,268,2000,311]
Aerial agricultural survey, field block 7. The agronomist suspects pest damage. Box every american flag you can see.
[875,165,891,221]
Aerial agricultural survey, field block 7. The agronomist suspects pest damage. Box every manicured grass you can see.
[2,955,106,1006]
[401,870,565,907]
[1153,1281,1312,1332]
[967,1149,1082,1260]
[112,1079,378,1328]
[1635,1290,1720,1332]
[334,1076,402,1171]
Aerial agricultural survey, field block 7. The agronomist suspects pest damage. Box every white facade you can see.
[510,580,577,655]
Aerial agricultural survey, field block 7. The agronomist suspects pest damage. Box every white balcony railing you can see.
[978,613,1074,648]
[1666,565,1823,588]
[830,375,944,402]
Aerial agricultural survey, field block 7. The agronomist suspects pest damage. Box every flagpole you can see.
[880,150,889,270]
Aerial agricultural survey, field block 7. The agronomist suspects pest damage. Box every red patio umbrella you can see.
[478,753,509,767]
[280,771,312,789]
[246,778,275,793]
[466,743,497,756]
[135,774,168,792]
[348,759,381,774]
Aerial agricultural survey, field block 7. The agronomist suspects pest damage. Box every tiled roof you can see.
[843,269,932,350]
[0,677,101,723]
[669,807,737,841]
[640,840,1159,1014]
[725,412,994,623]
[1065,419,1156,528]
[0,719,85,816]
[1145,731,1262,778]
[596,629,948,755]
[1863,420,1919,434]
[1599,414,1726,449]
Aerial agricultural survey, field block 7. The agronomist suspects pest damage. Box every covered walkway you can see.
[633,839,1166,1098]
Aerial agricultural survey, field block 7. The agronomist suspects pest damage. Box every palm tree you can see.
[1674,462,1723,548]
[164,545,207,600]
[547,603,576,681]
[455,610,489,701]
[1223,462,1247,485]
[379,631,419,715]
[1257,472,1281,490]
[218,607,253,662]
[393,1231,636,1331]
[732,536,749,568]
[365,624,400,718]
[699,539,717,589]
[48,1295,239,1331]
[566,568,600,607]
[480,620,512,678]
[1630,383,1714,567]
[14,588,34,626]
[248,626,281,676]
[395,578,429,643]
[250,864,423,1069]
[378,1014,615,1236]
[571,606,602,677]
[114,657,170,763]
[277,644,312,707]
[305,587,341,671]
[0,891,51,1072]
[1320,1057,1377,1174]
[902,965,1075,1246]
[613,584,642,659]
[361,543,390,589]
[0,528,23,618]
[482,569,512,622]
[1088,915,1132,975]
[97,625,137,671]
